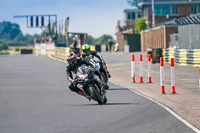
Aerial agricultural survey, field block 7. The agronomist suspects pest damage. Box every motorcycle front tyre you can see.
[89,84,104,105]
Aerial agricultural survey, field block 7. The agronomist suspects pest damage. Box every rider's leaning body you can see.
[66,52,103,96]
[80,44,111,78]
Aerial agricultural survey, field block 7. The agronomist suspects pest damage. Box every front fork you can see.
[102,64,109,79]
[94,75,105,95]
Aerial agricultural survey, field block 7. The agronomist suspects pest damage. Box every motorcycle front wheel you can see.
[89,84,104,105]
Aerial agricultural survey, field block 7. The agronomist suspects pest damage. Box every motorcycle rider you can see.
[66,52,105,97]
[81,44,111,79]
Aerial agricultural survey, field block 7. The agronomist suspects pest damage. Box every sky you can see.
[0,0,135,39]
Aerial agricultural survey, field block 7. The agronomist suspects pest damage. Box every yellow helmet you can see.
[82,44,90,55]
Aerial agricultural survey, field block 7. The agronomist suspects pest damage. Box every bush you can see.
[0,39,8,51]
[135,18,147,34]
[8,41,27,46]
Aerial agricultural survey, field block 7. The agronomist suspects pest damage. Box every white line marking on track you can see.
[109,82,200,133]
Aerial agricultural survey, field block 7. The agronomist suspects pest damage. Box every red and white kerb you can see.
[131,54,135,82]
[148,54,152,83]
[140,54,143,83]
[160,57,165,94]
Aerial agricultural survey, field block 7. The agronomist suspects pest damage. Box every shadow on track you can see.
[70,102,139,106]
[108,88,129,91]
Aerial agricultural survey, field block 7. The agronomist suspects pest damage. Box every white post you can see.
[131,54,135,82]
[148,54,152,83]
[171,58,176,94]
[140,54,143,83]
[160,57,165,94]
[199,68,200,92]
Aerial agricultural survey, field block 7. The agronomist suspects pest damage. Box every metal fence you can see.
[169,34,178,48]
[178,24,200,49]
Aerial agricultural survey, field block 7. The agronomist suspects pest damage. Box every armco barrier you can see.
[163,48,200,67]
[162,48,175,64]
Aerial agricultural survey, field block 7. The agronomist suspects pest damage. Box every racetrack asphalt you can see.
[0,55,197,133]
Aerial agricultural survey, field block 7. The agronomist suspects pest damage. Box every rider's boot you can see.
[107,71,111,78]
[99,76,109,90]
[77,90,91,101]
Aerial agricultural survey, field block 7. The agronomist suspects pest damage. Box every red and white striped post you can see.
[131,54,135,83]
[160,57,165,94]
[140,54,143,83]
[199,68,200,91]
[171,58,176,94]
[148,54,152,83]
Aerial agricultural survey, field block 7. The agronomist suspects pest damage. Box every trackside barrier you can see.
[54,46,96,60]
[140,54,143,83]
[160,57,166,94]
[131,54,135,82]
[171,58,176,94]
[163,48,200,67]
[148,54,152,83]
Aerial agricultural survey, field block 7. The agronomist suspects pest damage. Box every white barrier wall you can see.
[35,42,55,55]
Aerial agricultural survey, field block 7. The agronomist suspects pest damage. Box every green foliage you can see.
[15,48,19,51]
[0,21,115,47]
[8,41,27,46]
[87,35,95,45]
[0,21,23,41]
[0,39,8,51]
[135,18,147,34]
[94,34,113,45]
[0,21,44,46]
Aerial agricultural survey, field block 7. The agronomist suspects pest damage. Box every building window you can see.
[138,13,141,18]
[132,12,136,20]
[143,6,148,17]
[127,12,131,20]
[190,4,200,14]
[126,12,136,21]
[155,4,170,16]
[171,5,178,15]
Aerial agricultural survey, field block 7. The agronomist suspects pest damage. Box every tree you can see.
[127,0,141,8]
[0,21,44,46]
[87,35,95,45]
[94,35,113,45]
[0,21,23,41]
[135,18,147,34]
[0,39,8,51]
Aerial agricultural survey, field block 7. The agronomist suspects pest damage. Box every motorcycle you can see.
[91,59,109,86]
[74,64,107,105]
[85,56,109,89]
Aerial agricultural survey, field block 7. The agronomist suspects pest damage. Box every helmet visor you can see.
[83,49,90,55]
[67,57,77,65]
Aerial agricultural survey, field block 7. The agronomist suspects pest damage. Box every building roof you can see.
[123,9,141,13]
[155,19,177,27]
[138,0,200,6]
[175,13,200,25]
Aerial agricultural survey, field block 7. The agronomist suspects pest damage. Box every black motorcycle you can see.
[92,59,109,85]
[74,65,107,105]
[85,57,109,89]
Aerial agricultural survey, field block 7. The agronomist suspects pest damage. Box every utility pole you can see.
[152,0,155,27]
